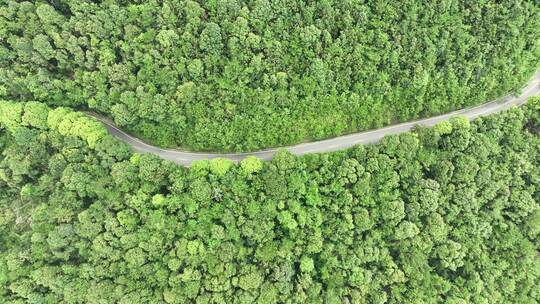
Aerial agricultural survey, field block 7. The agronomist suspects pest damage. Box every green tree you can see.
[240,156,263,174]
[200,22,223,55]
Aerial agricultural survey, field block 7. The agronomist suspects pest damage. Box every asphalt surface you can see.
[88,71,540,166]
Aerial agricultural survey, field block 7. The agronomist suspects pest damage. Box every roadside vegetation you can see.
[1,98,539,303]
[1,0,540,151]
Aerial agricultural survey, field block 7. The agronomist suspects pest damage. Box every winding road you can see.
[89,71,540,166]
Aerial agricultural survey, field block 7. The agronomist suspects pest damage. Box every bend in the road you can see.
[89,70,540,166]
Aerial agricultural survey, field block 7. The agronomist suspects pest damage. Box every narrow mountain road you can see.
[88,71,540,166]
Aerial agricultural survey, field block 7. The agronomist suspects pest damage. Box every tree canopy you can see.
[1,0,539,151]
[0,99,539,303]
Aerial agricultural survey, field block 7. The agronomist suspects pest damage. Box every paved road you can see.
[88,71,540,166]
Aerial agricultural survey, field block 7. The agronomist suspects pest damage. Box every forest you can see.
[1,0,540,151]
[0,98,539,303]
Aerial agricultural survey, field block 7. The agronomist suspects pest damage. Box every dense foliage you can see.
[1,99,539,303]
[1,1,540,151]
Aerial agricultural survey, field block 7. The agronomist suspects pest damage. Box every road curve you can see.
[88,71,540,166]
